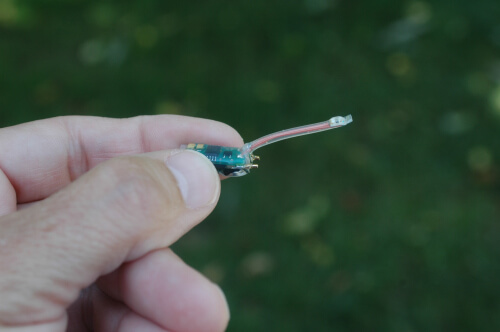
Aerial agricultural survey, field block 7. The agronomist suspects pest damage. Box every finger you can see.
[97,249,229,332]
[0,149,219,327]
[0,115,243,203]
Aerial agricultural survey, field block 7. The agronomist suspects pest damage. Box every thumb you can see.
[0,149,220,326]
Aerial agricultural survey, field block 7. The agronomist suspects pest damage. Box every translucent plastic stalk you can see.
[242,114,353,153]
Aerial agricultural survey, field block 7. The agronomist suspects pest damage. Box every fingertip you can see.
[139,115,245,149]
[166,265,230,332]
[210,284,231,331]
[165,150,220,210]
[186,116,245,148]
[98,249,230,332]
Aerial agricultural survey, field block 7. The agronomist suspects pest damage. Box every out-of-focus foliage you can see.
[1,0,500,330]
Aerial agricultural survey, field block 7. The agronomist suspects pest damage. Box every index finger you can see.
[0,115,244,203]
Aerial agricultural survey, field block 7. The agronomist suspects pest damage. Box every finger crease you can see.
[137,116,150,153]
[64,118,91,181]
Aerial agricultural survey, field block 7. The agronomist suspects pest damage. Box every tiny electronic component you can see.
[181,114,353,177]
[180,143,259,176]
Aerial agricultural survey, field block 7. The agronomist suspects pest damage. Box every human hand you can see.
[0,115,243,332]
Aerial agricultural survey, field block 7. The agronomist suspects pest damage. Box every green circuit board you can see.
[183,143,254,176]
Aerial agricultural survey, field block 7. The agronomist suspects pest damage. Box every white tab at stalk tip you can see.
[329,114,353,127]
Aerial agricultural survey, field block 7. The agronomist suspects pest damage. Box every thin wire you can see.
[243,115,352,153]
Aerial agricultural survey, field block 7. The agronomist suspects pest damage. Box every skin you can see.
[0,115,244,332]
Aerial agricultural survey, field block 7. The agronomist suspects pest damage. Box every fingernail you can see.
[166,150,219,209]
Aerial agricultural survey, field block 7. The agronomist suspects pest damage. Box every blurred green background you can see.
[1,0,500,330]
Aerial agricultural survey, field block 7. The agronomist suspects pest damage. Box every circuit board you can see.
[183,143,254,176]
